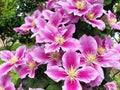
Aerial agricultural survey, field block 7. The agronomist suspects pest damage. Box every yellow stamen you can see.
[55,36,64,45]
[87,54,96,63]
[87,13,94,20]
[68,67,77,80]
[109,18,117,23]
[28,62,36,69]
[31,20,36,26]
[76,1,85,10]
[10,56,18,64]
[97,47,105,54]
[49,51,60,60]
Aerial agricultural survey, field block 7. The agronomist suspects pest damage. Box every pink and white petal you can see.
[29,69,35,78]
[62,39,79,51]
[0,63,13,77]
[49,12,62,27]
[63,24,75,39]
[45,43,60,53]
[88,19,105,30]
[62,79,82,90]
[33,10,41,19]
[15,46,26,59]
[77,66,98,83]
[62,50,80,70]
[0,50,13,62]
[94,36,103,46]
[5,83,15,90]
[0,74,11,86]
[42,10,53,20]
[89,64,104,87]
[79,35,98,54]
[25,16,33,23]
[19,67,29,78]
[45,66,66,82]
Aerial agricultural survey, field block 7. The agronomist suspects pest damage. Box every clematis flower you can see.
[0,46,26,77]
[18,47,41,78]
[23,10,46,33]
[79,35,115,86]
[41,24,79,52]
[106,10,120,30]
[57,0,91,17]
[30,46,64,67]
[94,35,113,54]
[45,50,98,90]
[104,82,117,90]
[0,74,15,90]
[83,4,105,30]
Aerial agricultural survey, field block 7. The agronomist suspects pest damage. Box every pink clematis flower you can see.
[57,0,91,17]
[83,4,105,30]
[18,47,41,78]
[23,10,46,33]
[0,74,15,90]
[104,82,117,90]
[106,10,120,30]
[45,50,98,90]
[30,46,64,67]
[0,46,26,77]
[94,35,113,54]
[41,24,79,52]
[79,35,115,86]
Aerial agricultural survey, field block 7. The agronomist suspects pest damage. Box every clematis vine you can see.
[0,46,26,77]
[104,82,117,90]
[45,50,98,90]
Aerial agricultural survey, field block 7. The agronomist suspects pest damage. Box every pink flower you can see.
[79,35,115,86]
[18,47,41,78]
[0,74,15,90]
[106,10,120,30]
[45,50,98,90]
[94,35,113,54]
[30,46,64,67]
[24,10,46,33]
[83,4,105,30]
[87,0,104,4]
[0,46,26,77]
[41,24,79,52]
[104,82,117,90]
[57,0,91,17]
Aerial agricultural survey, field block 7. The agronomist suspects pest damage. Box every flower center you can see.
[97,47,105,54]
[76,1,85,10]
[109,18,117,23]
[68,67,77,79]
[28,62,36,69]
[55,36,64,45]
[31,20,36,26]
[87,54,96,63]
[49,51,60,60]
[10,56,18,64]
[87,13,95,20]
[0,86,4,90]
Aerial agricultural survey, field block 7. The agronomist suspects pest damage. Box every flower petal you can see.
[15,46,26,59]
[77,66,98,83]
[45,66,66,82]
[79,35,98,54]
[62,79,82,90]
[62,50,80,70]
[19,66,29,78]
[0,63,13,77]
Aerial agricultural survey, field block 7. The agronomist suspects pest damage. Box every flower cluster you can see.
[0,0,120,90]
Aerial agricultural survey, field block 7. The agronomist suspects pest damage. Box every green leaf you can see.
[104,0,112,6]
[46,83,61,90]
